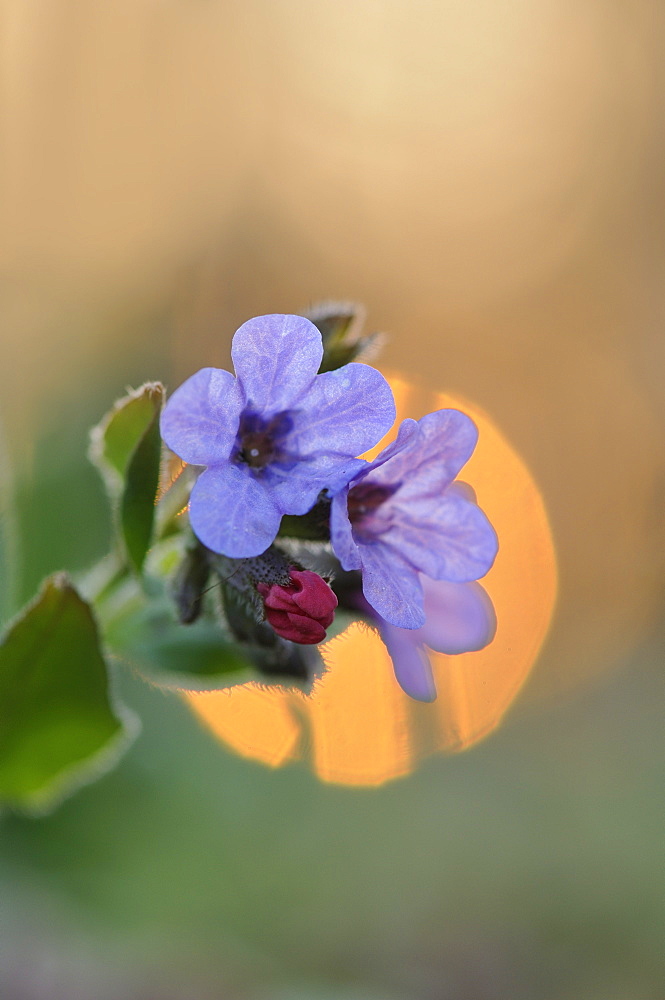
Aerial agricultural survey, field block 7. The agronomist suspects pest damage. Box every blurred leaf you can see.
[0,574,137,814]
[307,300,383,373]
[170,542,210,624]
[0,416,19,627]
[101,575,254,691]
[89,383,165,574]
[308,301,359,346]
[128,624,253,690]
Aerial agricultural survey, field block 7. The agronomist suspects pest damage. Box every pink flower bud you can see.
[257,569,337,645]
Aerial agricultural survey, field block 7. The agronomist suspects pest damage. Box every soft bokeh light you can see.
[186,378,557,785]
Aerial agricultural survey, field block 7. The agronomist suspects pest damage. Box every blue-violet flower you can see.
[160,314,396,557]
[330,409,498,629]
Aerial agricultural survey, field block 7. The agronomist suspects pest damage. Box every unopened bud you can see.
[257,569,337,645]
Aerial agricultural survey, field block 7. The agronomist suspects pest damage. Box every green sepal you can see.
[308,301,382,373]
[89,382,165,574]
[0,574,137,814]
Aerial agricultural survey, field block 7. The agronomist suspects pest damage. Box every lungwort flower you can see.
[160,314,395,558]
[330,409,498,629]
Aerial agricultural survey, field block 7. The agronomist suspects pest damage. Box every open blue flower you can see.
[377,578,497,701]
[160,314,395,558]
[330,409,498,629]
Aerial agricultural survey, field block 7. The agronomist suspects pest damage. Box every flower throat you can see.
[234,410,293,469]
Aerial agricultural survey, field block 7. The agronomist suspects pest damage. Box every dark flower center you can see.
[234,410,294,469]
[347,481,399,525]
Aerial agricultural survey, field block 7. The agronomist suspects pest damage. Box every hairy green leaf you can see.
[0,574,136,814]
[90,383,165,574]
[90,383,162,482]
[120,397,164,573]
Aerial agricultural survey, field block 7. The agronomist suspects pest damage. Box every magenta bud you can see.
[257,569,337,645]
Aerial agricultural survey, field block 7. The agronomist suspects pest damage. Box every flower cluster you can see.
[161,312,498,700]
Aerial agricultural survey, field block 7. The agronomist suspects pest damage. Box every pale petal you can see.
[283,454,369,497]
[419,580,497,654]
[379,624,437,702]
[367,409,478,496]
[267,474,328,517]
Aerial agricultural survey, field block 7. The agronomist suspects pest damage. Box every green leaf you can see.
[125,620,253,690]
[0,574,137,814]
[120,399,164,574]
[100,573,254,692]
[90,383,162,483]
[90,383,165,574]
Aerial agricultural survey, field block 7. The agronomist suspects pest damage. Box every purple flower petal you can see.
[379,624,437,702]
[330,490,362,571]
[388,493,498,582]
[446,480,477,503]
[376,579,496,701]
[366,409,478,496]
[251,457,365,520]
[231,315,323,412]
[289,364,396,459]
[285,454,369,494]
[160,368,243,466]
[188,464,282,558]
[362,418,418,475]
[359,544,425,629]
[266,474,327,518]
[419,580,497,653]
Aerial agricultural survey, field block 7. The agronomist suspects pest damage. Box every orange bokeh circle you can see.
[185,376,557,786]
